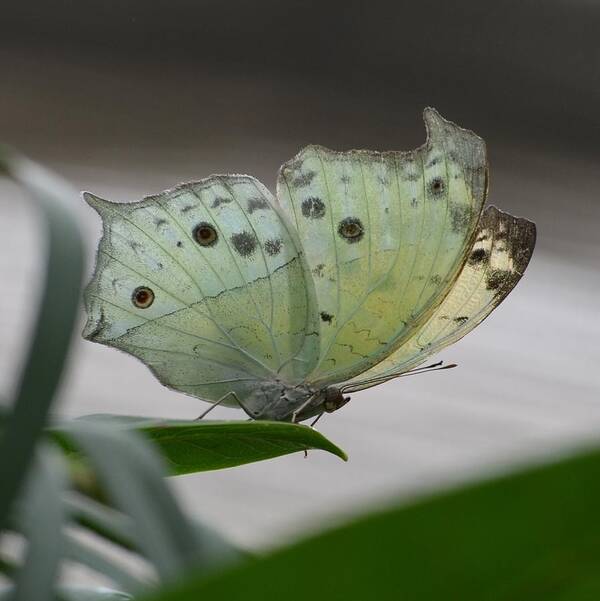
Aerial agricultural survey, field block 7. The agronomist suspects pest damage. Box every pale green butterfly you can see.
[82,108,536,422]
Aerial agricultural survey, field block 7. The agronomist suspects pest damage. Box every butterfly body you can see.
[243,383,348,421]
[83,109,536,422]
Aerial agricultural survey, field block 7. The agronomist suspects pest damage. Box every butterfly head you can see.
[322,386,351,414]
[290,386,350,422]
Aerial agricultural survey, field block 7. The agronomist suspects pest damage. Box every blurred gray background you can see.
[0,0,598,552]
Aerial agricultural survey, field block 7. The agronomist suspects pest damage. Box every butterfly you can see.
[82,108,536,423]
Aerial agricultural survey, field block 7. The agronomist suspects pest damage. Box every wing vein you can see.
[411,143,451,316]
[101,203,274,370]
[90,294,273,376]
[153,197,266,329]
[191,183,283,368]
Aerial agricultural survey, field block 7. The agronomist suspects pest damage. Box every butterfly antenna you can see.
[340,361,457,393]
[399,361,458,378]
[405,360,444,373]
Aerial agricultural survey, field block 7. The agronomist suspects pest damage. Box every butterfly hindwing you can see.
[83,175,320,406]
[343,206,536,391]
[277,108,488,386]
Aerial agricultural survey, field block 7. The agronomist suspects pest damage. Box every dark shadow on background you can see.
[1,0,599,153]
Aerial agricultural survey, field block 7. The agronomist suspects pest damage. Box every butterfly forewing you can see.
[277,108,488,386]
[83,175,320,406]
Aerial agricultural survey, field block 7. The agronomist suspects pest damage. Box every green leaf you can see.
[54,416,348,474]
[0,149,84,527]
[143,444,600,601]
[142,420,348,472]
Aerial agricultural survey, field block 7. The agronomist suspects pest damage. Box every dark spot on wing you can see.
[247,197,270,214]
[486,268,509,291]
[503,219,536,267]
[338,217,364,243]
[430,274,442,285]
[264,238,282,256]
[211,196,232,209]
[469,248,488,265]
[231,231,257,257]
[177,241,183,248]
[476,233,489,243]
[384,207,390,213]
[449,202,471,233]
[411,197,418,208]
[154,218,167,229]
[87,307,108,339]
[292,169,317,188]
[132,286,154,309]
[341,174,352,184]
[454,316,469,325]
[193,222,218,247]
[301,196,326,219]
[491,269,522,297]
[427,156,441,168]
[429,177,445,196]
[312,263,325,277]
[181,204,197,213]
[320,311,334,323]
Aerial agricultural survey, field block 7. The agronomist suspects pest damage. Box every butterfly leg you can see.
[196,391,261,420]
[195,392,237,420]
[225,392,265,421]
[304,411,325,459]
[309,412,324,428]
[291,394,318,424]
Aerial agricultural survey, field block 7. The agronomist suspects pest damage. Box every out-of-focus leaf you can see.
[11,447,68,601]
[58,588,134,601]
[0,586,134,601]
[143,444,600,601]
[62,535,148,594]
[51,415,347,474]
[64,493,138,552]
[57,588,134,601]
[0,149,84,527]
[59,420,241,581]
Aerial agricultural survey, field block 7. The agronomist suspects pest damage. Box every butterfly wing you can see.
[83,175,320,406]
[277,108,487,386]
[342,206,536,392]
